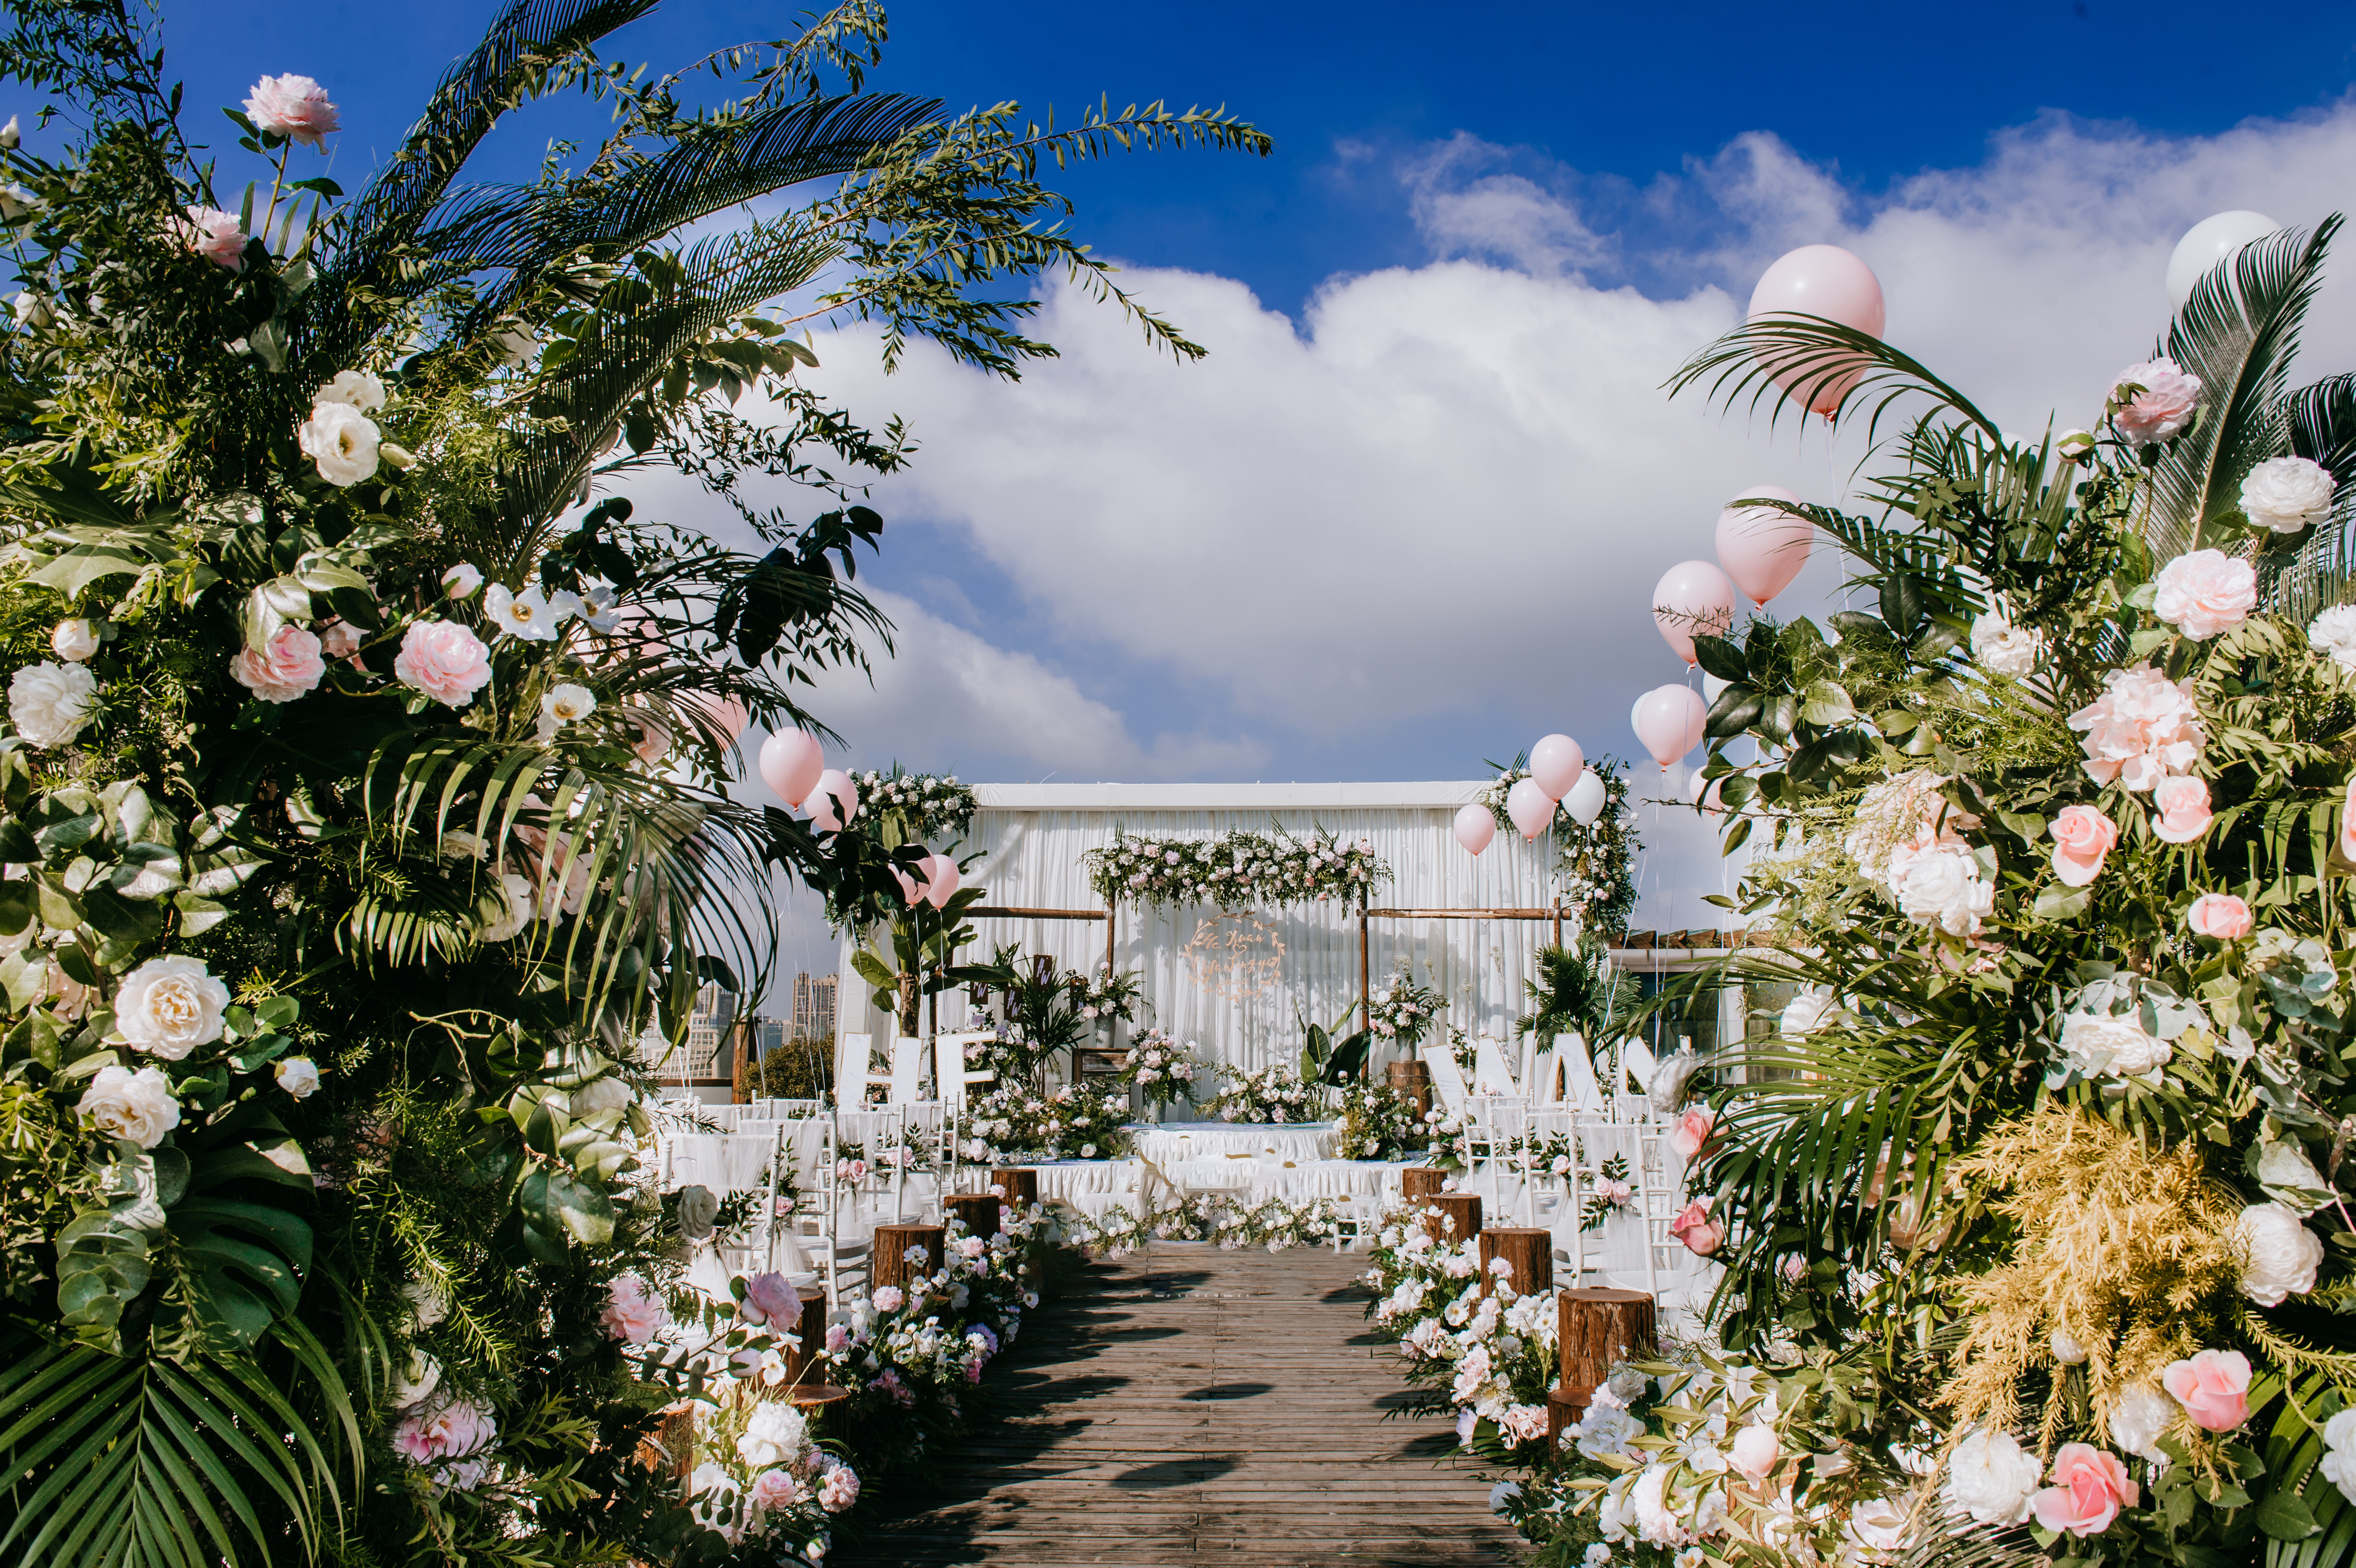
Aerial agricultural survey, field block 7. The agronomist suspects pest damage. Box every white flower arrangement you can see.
[1200,1063,1324,1124]
[1085,827,1388,910]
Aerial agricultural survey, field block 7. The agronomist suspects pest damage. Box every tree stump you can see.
[1555,1286,1657,1424]
[780,1284,828,1385]
[872,1222,945,1290]
[1478,1227,1554,1296]
[1420,1192,1481,1247]
[945,1191,1002,1240]
[991,1168,1040,1208]
[1386,1060,1433,1120]
[1547,1385,1586,1449]
[1401,1167,1449,1200]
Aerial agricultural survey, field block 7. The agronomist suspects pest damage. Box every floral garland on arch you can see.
[1084,827,1390,909]
[849,766,978,844]
[1479,754,1640,936]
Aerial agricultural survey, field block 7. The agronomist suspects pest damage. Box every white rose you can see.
[112,954,230,1060]
[2240,455,2335,533]
[1845,1496,1910,1554]
[2106,1383,2173,1463]
[297,399,382,487]
[1970,612,2041,675]
[1945,1428,2040,1526]
[274,1056,322,1098]
[1778,985,1835,1039]
[676,1183,720,1241]
[2234,1201,2322,1307]
[736,1399,809,1468]
[1894,845,1994,937]
[442,563,484,599]
[314,369,386,413]
[2060,1010,2171,1079]
[2320,1410,2356,1507]
[9,659,97,748]
[77,1063,180,1147]
[50,619,97,662]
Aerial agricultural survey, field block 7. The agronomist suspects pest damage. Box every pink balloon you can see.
[921,852,962,909]
[1529,734,1585,802]
[1653,560,1737,667]
[758,730,826,807]
[1747,245,1886,417]
[1632,685,1708,769]
[680,691,751,747]
[1453,802,1496,856]
[1507,777,1555,841]
[807,769,858,833]
[1715,484,1811,608]
[891,864,920,904]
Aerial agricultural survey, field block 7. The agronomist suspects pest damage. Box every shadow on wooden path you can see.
[834,1245,1525,1566]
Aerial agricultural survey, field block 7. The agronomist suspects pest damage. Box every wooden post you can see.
[1105,901,1116,976]
[1421,1192,1481,1247]
[991,1168,1039,1208]
[945,1191,1001,1241]
[1358,898,1370,1043]
[781,1284,827,1385]
[1552,899,1563,951]
[1478,1227,1553,1296]
[1555,1286,1657,1421]
[1387,1061,1433,1121]
[1401,1167,1449,1200]
[871,1223,945,1291]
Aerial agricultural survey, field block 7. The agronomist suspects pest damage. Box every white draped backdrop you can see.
[835,782,1583,1086]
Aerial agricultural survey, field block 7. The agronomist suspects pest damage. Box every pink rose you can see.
[319,618,364,659]
[394,619,493,708]
[824,1323,851,1352]
[2110,357,2202,445]
[2342,776,2356,861]
[599,1275,663,1345]
[2152,549,2256,641]
[1670,1106,1718,1165]
[1781,1254,1807,1285]
[2150,775,2213,844]
[2031,1443,2137,1537]
[2051,804,2118,888]
[391,1396,496,1466]
[178,205,247,270]
[244,73,340,148]
[1728,1423,1781,1481]
[740,1270,798,1327]
[2186,892,2251,940]
[2068,667,2205,792]
[1669,1198,1722,1256]
[748,1467,801,1513]
[227,623,326,703]
[2161,1348,2250,1432]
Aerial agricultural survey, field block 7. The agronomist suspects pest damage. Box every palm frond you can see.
[1665,315,2002,448]
[2141,214,2343,560]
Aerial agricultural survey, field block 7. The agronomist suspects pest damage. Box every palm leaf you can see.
[1665,314,2002,448]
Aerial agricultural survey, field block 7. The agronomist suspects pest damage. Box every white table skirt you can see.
[1131,1121,1338,1166]
[1009,1156,1410,1209]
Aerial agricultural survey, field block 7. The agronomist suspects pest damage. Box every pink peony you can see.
[871,1284,905,1313]
[2161,1349,2251,1432]
[2186,893,2252,940]
[244,74,339,148]
[2342,776,2356,861]
[1670,1106,1718,1164]
[178,206,247,270]
[2110,357,2203,446]
[393,619,493,708]
[1782,1254,1808,1285]
[391,1397,496,1466]
[2030,1444,2137,1538]
[2152,549,2256,641]
[1728,1423,1781,1481]
[227,623,325,703]
[600,1275,663,1344]
[955,1234,986,1259]
[818,1461,861,1512]
[2150,775,2213,844]
[740,1270,798,1327]
[319,618,363,659]
[2068,667,2206,792]
[824,1323,851,1352]
[1669,1198,1722,1256]
[748,1467,801,1513]
[2050,804,2119,888]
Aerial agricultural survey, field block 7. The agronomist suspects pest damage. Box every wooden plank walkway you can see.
[835,1244,1526,1566]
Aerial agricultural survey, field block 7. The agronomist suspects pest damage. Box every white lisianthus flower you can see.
[50,619,97,662]
[77,1064,181,1147]
[2059,1009,2171,1079]
[112,954,231,1059]
[441,563,484,600]
[2308,604,2356,671]
[484,583,576,641]
[297,400,381,486]
[535,682,596,745]
[1893,844,1994,937]
[274,1057,322,1098]
[2056,428,2096,460]
[9,659,97,747]
[1946,1428,2041,1526]
[1970,612,2041,675]
[313,369,385,413]
[2234,1201,2323,1307]
[2239,455,2335,533]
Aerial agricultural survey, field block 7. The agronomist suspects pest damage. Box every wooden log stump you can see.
[1386,1060,1433,1121]
[944,1191,1002,1241]
[1401,1166,1449,1200]
[1555,1286,1657,1426]
[991,1168,1040,1208]
[780,1284,828,1385]
[1546,1385,1586,1449]
[1478,1227,1554,1296]
[1420,1192,1481,1247]
[871,1222,945,1291]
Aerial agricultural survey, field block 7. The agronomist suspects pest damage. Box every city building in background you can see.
[790,971,836,1041]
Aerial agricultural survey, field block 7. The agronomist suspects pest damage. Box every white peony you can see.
[77,1064,180,1147]
[736,1399,809,1468]
[1573,1402,1643,1460]
[1970,612,2041,675]
[2107,1383,2174,1463]
[297,400,381,486]
[2239,454,2336,533]
[1628,1464,1684,1546]
[2320,1409,2356,1507]
[9,659,97,748]
[1945,1428,2041,1526]
[2308,604,2356,671]
[274,1057,322,1098]
[1893,844,1995,937]
[2059,1009,2171,1079]
[112,954,231,1059]
[50,619,97,662]
[1845,1496,1911,1555]
[314,369,385,413]
[535,682,596,745]
[2234,1201,2323,1307]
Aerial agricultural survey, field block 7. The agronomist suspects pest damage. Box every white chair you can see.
[1419,1042,1471,1113]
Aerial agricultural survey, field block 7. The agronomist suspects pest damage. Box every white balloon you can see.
[1564,770,1609,826]
[1702,672,1729,702]
[2167,210,2280,308]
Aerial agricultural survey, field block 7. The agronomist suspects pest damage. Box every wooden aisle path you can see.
[835,1245,1525,1566]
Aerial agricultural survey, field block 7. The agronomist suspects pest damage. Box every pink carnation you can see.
[392,1397,496,1466]
[2068,667,2205,792]
[2152,549,2256,641]
[228,624,325,703]
[178,206,247,270]
[2150,775,2213,844]
[2110,357,2203,445]
[600,1275,662,1344]
[2051,804,2118,888]
[1669,1198,1722,1256]
[2185,892,2251,939]
[2031,1443,2137,1537]
[244,73,339,148]
[2161,1348,2251,1432]
[394,619,493,708]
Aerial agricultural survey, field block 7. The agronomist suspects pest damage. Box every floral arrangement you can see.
[1366,963,1445,1049]
[1334,1080,1432,1160]
[1084,827,1391,909]
[1201,1063,1326,1124]
[1481,756,1640,936]
[849,765,978,844]
[959,1080,1131,1161]
[1114,1026,1201,1107]
[1076,1192,1342,1257]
